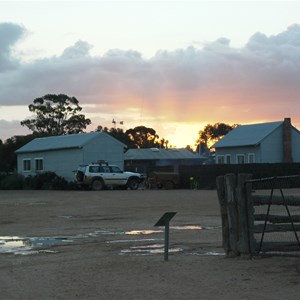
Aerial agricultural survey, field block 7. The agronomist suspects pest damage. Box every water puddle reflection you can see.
[190,251,225,256]
[125,230,163,235]
[125,225,205,236]
[0,224,221,256]
[107,238,162,244]
[120,244,183,255]
[0,236,71,255]
[171,225,202,230]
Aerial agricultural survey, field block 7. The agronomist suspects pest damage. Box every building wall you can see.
[292,128,300,162]
[260,126,283,163]
[215,146,261,164]
[17,148,83,181]
[215,123,300,164]
[215,126,284,164]
[125,158,206,175]
[17,134,125,181]
[82,134,125,169]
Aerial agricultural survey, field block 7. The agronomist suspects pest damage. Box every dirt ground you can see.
[1,189,300,300]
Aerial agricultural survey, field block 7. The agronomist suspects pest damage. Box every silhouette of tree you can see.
[196,122,237,150]
[125,126,161,148]
[21,94,91,135]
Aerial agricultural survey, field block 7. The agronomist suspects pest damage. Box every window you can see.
[225,155,231,164]
[248,153,255,163]
[216,155,224,164]
[102,166,110,173]
[110,166,122,173]
[23,159,31,172]
[89,166,100,173]
[236,154,245,164]
[35,158,44,171]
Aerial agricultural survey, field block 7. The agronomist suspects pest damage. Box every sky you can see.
[1,1,300,148]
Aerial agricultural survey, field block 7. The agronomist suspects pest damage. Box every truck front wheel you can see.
[92,179,104,191]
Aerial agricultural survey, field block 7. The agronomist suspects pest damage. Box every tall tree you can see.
[96,125,171,149]
[125,126,160,148]
[196,122,237,150]
[96,126,134,147]
[0,134,39,172]
[20,94,91,135]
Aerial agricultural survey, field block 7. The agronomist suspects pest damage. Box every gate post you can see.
[225,174,239,257]
[236,174,252,258]
[216,176,231,256]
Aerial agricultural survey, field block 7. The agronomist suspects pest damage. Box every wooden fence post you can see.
[216,176,231,256]
[245,179,256,254]
[224,173,239,257]
[236,174,252,258]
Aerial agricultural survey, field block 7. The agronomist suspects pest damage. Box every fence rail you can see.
[216,174,300,258]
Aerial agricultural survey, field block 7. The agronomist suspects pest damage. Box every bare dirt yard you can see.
[1,189,300,299]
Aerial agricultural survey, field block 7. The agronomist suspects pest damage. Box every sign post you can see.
[154,212,177,261]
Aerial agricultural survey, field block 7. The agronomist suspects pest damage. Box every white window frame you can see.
[23,159,31,172]
[225,154,231,164]
[35,158,44,172]
[236,154,245,164]
[216,155,225,164]
[248,153,255,163]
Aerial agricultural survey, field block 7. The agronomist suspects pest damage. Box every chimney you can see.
[283,117,293,163]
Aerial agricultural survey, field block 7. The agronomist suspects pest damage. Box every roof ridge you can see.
[213,121,284,148]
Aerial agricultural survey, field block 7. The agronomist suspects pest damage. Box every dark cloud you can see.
[0,22,26,71]
[61,40,93,59]
[1,22,300,130]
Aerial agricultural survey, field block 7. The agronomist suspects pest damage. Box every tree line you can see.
[0,94,236,172]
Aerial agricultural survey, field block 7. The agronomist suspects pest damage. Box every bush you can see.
[23,172,73,190]
[0,173,24,190]
[50,175,70,190]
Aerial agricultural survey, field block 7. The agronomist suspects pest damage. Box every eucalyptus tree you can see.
[21,94,91,135]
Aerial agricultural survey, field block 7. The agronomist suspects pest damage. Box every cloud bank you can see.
[1,22,300,142]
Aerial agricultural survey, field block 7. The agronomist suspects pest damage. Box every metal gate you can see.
[245,175,300,256]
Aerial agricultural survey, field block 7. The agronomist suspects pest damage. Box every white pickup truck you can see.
[75,161,145,190]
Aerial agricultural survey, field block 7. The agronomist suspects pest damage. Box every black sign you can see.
[154,212,177,227]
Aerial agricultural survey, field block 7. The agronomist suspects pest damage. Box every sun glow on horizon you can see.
[162,123,203,149]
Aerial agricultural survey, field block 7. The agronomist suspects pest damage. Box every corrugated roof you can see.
[124,148,200,160]
[213,121,283,148]
[16,132,125,153]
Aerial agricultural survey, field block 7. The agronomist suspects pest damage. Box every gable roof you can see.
[16,132,126,154]
[213,121,283,148]
[124,148,201,160]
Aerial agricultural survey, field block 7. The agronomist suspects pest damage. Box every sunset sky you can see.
[1,1,300,148]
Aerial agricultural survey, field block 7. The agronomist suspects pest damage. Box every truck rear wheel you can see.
[92,179,104,191]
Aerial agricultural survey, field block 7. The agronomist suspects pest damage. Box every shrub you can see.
[0,173,24,190]
[24,172,73,190]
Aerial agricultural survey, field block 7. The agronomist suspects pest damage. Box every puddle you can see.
[124,226,204,236]
[125,230,163,235]
[0,225,221,256]
[0,236,72,255]
[107,238,162,244]
[120,244,183,255]
[190,251,225,256]
[58,215,73,219]
[29,237,73,246]
[202,226,222,230]
[170,225,202,230]
[76,230,121,237]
